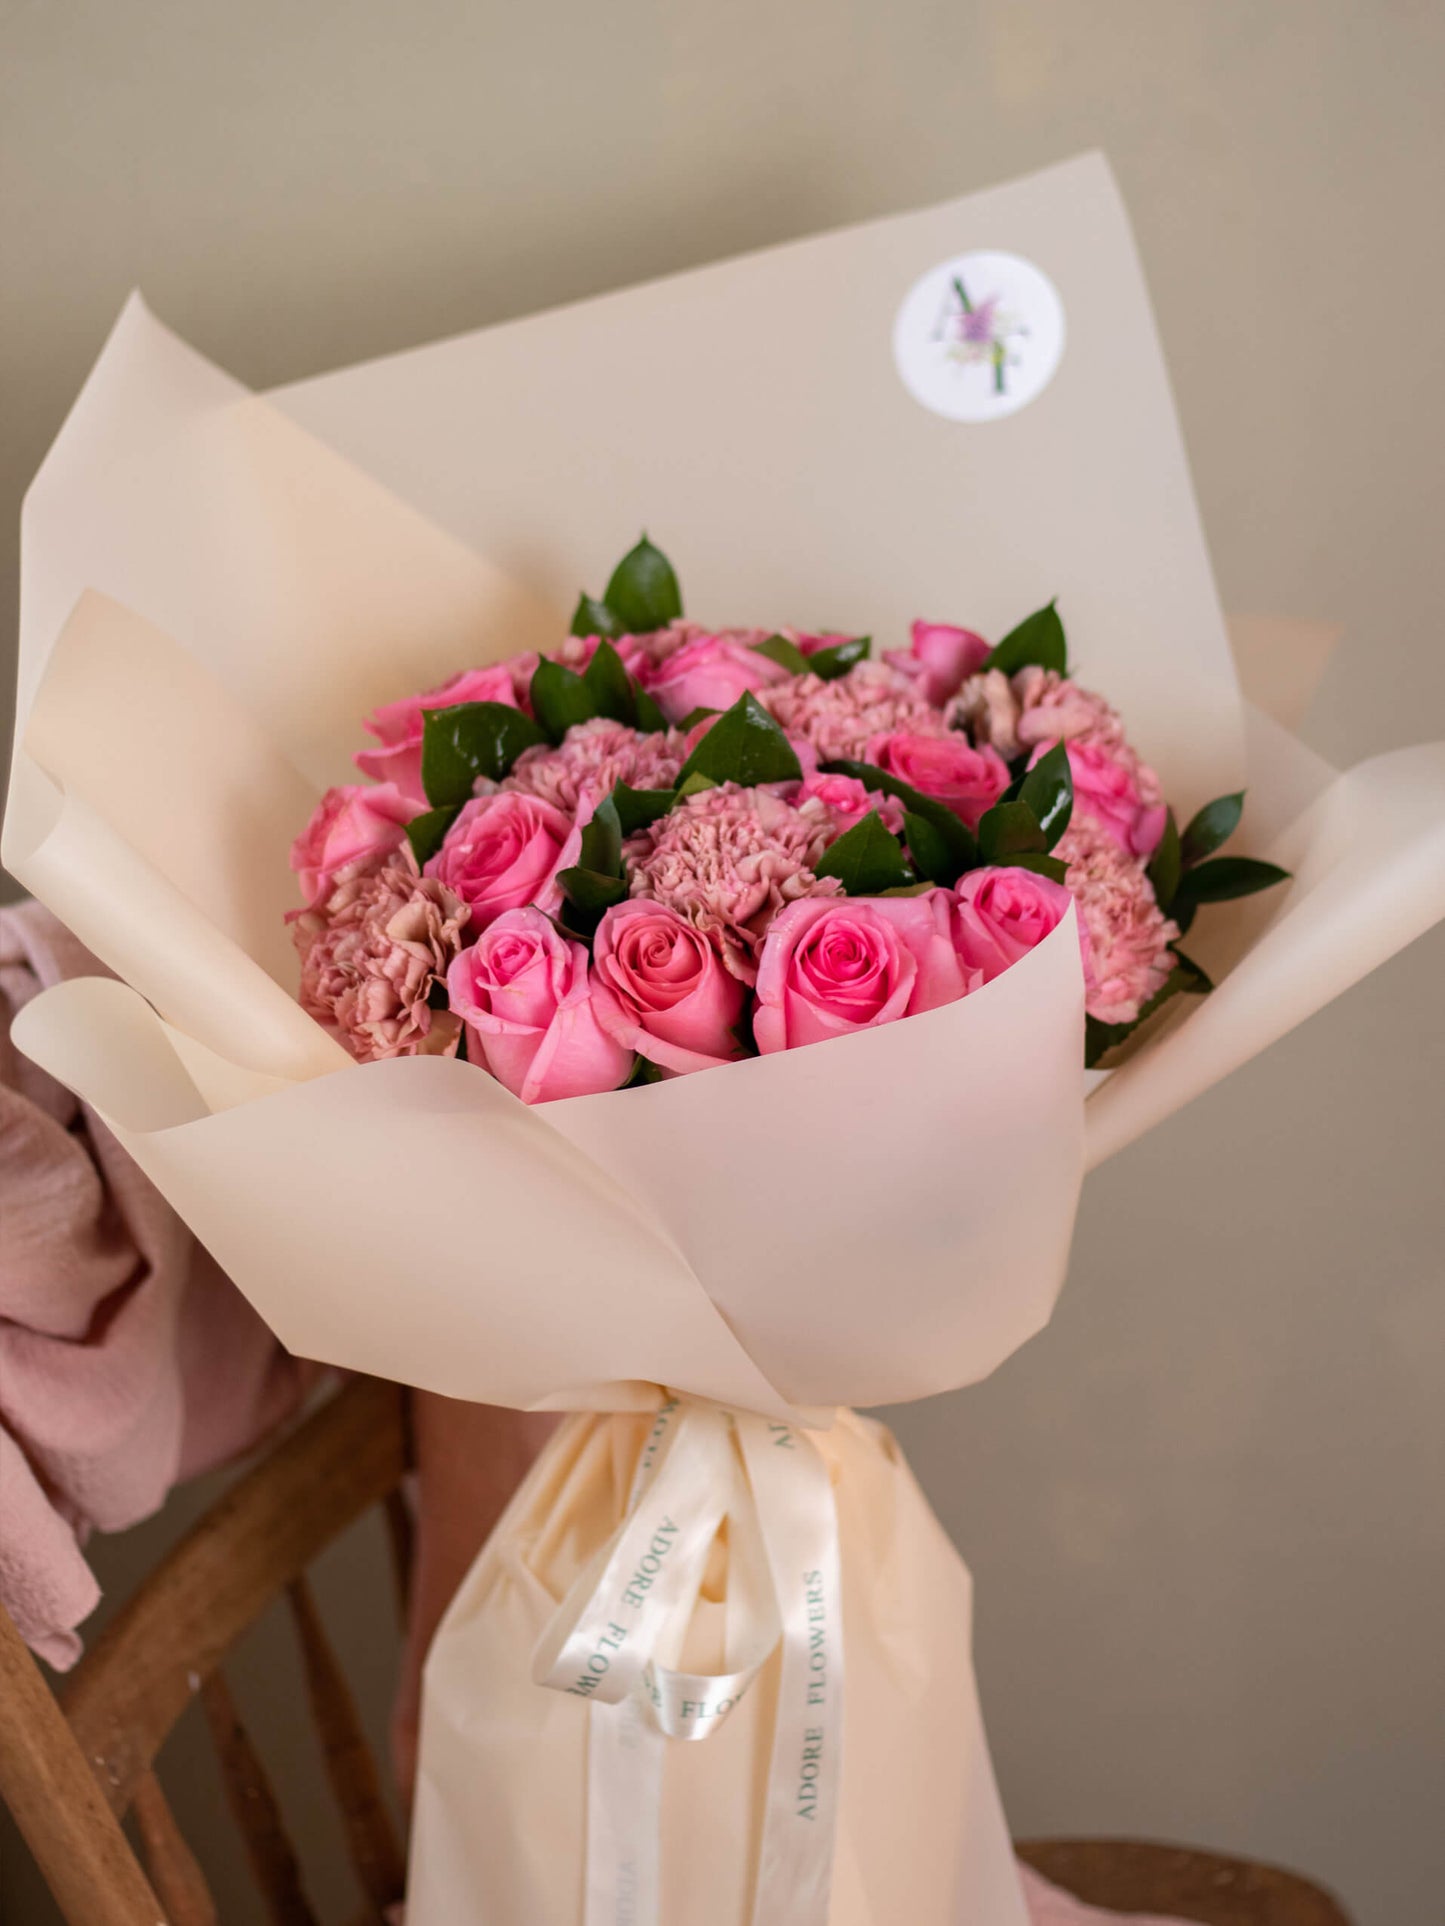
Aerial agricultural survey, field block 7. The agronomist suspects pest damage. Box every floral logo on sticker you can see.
[893,250,1066,423]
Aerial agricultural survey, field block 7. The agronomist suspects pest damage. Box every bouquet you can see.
[290,533,1287,1090]
[7,154,1444,1926]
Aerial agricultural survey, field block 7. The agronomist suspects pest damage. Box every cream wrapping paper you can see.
[408,1408,1027,1926]
[5,151,1445,1922]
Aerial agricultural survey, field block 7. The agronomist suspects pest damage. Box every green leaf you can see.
[1146,807,1182,910]
[813,810,914,895]
[807,635,871,681]
[676,692,802,788]
[1016,741,1074,849]
[821,759,976,883]
[571,593,626,640]
[405,803,460,868]
[751,634,810,674]
[611,782,677,836]
[1084,1015,1120,1069]
[421,701,548,805]
[530,657,596,743]
[603,536,683,633]
[1174,855,1292,905]
[1170,946,1214,993]
[675,770,719,799]
[984,600,1068,677]
[977,799,1047,864]
[880,880,937,897]
[633,685,669,734]
[677,706,719,731]
[1180,790,1245,867]
[557,866,629,914]
[576,794,623,879]
[582,640,639,724]
[902,810,956,887]
[1004,851,1069,884]
[622,1054,666,1087]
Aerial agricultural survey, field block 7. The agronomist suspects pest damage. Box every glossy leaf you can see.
[557,866,629,914]
[421,701,548,805]
[751,634,810,674]
[571,593,626,640]
[1016,741,1074,849]
[1004,850,1069,884]
[902,810,956,887]
[633,685,670,734]
[577,795,624,878]
[1174,855,1291,905]
[984,600,1067,677]
[977,799,1047,864]
[603,536,683,633]
[1180,790,1245,867]
[821,759,976,880]
[807,635,871,681]
[530,658,595,744]
[1146,807,1182,910]
[582,640,639,724]
[405,804,460,868]
[813,810,913,895]
[611,782,677,836]
[676,692,802,788]
[675,770,719,799]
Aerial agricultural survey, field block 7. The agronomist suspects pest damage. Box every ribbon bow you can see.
[532,1398,844,1926]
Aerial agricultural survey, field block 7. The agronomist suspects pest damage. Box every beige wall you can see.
[3,4,1443,1923]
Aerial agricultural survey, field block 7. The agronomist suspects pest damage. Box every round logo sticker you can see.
[892,250,1066,423]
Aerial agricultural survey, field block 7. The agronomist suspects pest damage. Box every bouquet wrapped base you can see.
[410,1404,1026,1926]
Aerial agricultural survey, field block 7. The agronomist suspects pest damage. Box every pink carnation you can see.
[627,783,840,982]
[504,718,687,816]
[357,664,526,803]
[761,662,946,763]
[793,772,906,837]
[951,667,1125,761]
[1057,814,1178,1026]
[293,856,468,1062]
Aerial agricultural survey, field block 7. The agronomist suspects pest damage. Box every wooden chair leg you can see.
[132,1769,219,1926]
[201,1669,320,1926]
[0,1607,167,1926]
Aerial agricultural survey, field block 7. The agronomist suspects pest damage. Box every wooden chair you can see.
[0,1374,1353,1926]
[0,1374,412,1926]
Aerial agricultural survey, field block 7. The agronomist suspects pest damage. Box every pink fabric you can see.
[1019,1862,1188,1924]
[0,901,313,1668]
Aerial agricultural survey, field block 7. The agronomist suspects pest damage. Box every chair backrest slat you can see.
[131,1766,219,1926]
[0,1605,166,1926]
[62,1376,407,1818]
[202,1668,322,1926]
[286,1573,405,1912]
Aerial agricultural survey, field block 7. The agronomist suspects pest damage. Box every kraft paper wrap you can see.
[5,152,1445,1924]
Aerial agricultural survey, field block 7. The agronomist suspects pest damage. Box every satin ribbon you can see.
[532,1398,844,1926]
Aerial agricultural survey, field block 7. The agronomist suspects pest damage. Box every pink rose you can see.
[754,892,969,1052]
[864,731,1009,829]
[425,791,573,929]
[1039,739,1167,859]
[357,665,525,803]
[591,902,746,1074]
[884,621,992,706]
[639,633,791,724]
[951,866,1080,984]
[793,773,906,837]
[289,783,414,908]
[446,907,633,1103]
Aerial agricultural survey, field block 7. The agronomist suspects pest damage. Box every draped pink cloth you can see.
[0,900,313,1667]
